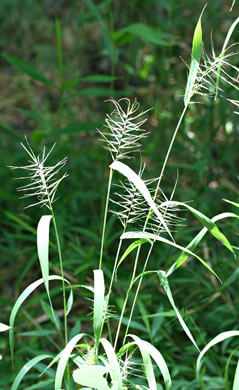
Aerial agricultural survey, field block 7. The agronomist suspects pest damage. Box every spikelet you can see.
[99,98,150,161]
[9,137,68,209]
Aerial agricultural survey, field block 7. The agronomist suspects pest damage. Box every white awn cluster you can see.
[9,138,68,209]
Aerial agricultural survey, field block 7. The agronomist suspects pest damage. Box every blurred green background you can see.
[1,0,239,388]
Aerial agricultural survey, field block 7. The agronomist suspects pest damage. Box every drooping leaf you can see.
[11,354,52,390]
[121,231,220,281]
[110,161,173,240]
[9,275,71,361]
[100,338,122,389]
[3,54,57,88]
[129,334,172,390]
[158,271,199,351]
[196,331,239,384]
[117,238,151,270]
[160,201,235,256]
[55,333,87,390]
[167,212,238,277]
[114,23,174,46]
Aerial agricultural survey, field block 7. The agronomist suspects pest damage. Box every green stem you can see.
[116,104,189,346]
[50,207,71,389]
[99,167,113,269]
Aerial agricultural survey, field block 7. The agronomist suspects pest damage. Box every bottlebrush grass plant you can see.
[3,9,239,390]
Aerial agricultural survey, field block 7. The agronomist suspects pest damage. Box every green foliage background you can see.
[1,0,239,388]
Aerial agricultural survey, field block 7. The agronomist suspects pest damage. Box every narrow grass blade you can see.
[215,16,239,98]
[129,334,172,390]
[9,275,71,362]
[184,6,205,105]
[117,238,151,271]
[224,199,239,208]
[11,354,52,390]
[158,271,199,351]
[233,358,239,390]
[196,331,239,383]
[37,216,52,297]
[231,0,236,11]
[121,231,220,281]
[73,365,110,390]
[0,323,11,332]
[167,212,238,277]
[93,270,105,353]
[55,333,86,390]
[37,215,60,327]
[110,161,173,240]
[100,338,122,389]
[161,201,235,256]
[3,54,57,88]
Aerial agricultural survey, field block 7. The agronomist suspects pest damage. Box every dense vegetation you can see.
[1,0,239,389]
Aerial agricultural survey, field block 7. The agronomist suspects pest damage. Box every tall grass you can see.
[1,8,239,390]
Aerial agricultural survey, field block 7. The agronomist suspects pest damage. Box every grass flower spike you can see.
[99,98,150,161]
[9,138,68,209]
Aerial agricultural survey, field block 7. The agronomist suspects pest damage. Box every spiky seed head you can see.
[99,98,150,161]
[9,137,68,209]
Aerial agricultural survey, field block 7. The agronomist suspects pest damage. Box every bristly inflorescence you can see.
[189,43,239,101]
[99,98,150,161]
[111,167,183,234]
[9,138,68,209]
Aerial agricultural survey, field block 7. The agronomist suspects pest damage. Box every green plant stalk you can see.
[114,104,189,348]
[50,207,71,389]
[99,167,113,269]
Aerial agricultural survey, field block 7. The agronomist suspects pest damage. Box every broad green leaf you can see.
[121,231,220,281]
[11,354,52,390]
[117,238,151,270]
[0,323,11,332]
[184,7,205,106]
[110,161,173,240]
[9,275,70,361]
[24,379,54,390]
[100,338,122,389]
[55,333,87,390]
[167,212,239,277]
[129,334,172,390]
[196,331,239,383]
[3,54,57,88]
[158,271,199,351]
[18,330,57,337]
[73,365,110,390]
[161,201,235,256]
[115,23,172,46]
[93,270,105,353]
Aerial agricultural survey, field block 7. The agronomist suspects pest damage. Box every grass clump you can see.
[2,7,239,390]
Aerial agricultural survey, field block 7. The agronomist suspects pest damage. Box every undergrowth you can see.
[1,5,239,390]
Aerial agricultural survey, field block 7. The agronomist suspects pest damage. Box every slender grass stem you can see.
[116,104,189,347]
[50,207,71,389]
[99,167,114,270]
